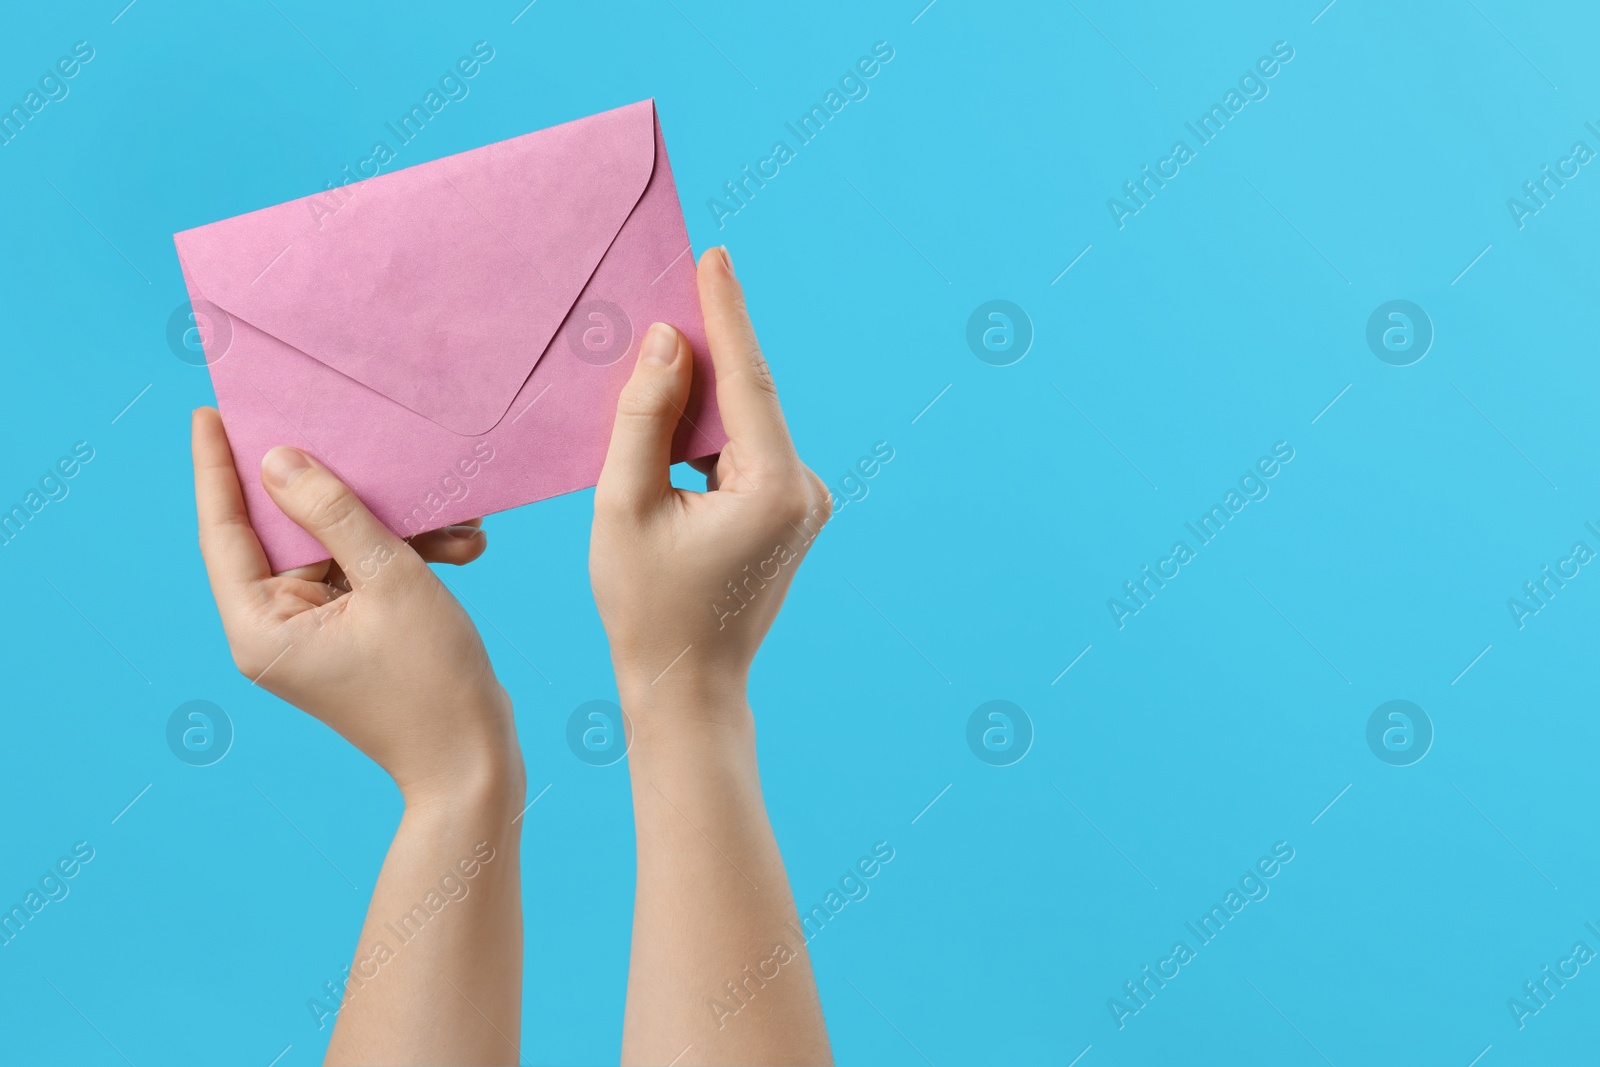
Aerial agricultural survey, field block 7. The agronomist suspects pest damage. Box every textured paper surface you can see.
[174,99,723,570]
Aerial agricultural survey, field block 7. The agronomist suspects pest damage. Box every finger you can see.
[697,246,795,461]
[292,518,483,582]
[409,524,489,566]
[688,453,720,491]
[406,516,481,540]
[192,408,271,599]
[259,446,415,587]
[278,559,333,584]
[697,451,729,492]
[322,560,350,596]
[595,322,693,512]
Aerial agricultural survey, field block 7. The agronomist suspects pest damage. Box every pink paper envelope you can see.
[173,99,724,571]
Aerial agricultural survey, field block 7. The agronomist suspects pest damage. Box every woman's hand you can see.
[191,407,522,805]
[193,410,527,1060]
[589,247,832,718]
[592,248,835,1065]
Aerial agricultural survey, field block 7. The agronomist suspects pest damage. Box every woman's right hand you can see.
[192,407,522,807]
[588,247,832,720]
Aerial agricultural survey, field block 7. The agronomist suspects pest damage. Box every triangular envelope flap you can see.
[175,100,658,435]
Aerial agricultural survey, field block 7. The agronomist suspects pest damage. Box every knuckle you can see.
[615,381,669,423]
[805,469,834,526]
[302,484,361,536]
[756,467,819,527]
[742,348,780,400]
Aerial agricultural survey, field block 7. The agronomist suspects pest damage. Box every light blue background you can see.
[2,1,1597,1063]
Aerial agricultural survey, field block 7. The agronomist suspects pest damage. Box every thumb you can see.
[260,446,415,586]
[596,322,693,513]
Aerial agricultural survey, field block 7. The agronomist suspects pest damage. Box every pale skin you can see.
[593,248,834,1065]
[191,245,830,1065]
[191,410,526,1065]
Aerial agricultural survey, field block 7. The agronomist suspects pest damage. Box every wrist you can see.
[614,654,748,709]
[400,736,526,823]
[619,683,756,768]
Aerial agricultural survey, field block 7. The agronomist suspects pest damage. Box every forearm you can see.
[326,763,525,1066]
[620,685,831,1066]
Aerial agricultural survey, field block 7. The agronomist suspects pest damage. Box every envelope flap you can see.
[173,100,659,435]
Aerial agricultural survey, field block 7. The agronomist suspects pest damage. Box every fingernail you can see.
[262,446,311,490]
[718,246,735,276]
[444,525,483,539]
[642,322,677,366]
